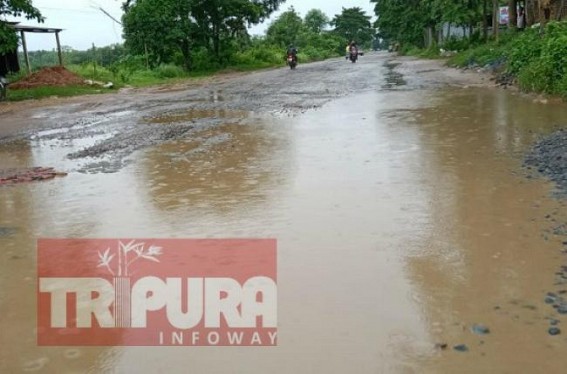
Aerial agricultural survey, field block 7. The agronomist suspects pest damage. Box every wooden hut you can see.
[0,21,64,76]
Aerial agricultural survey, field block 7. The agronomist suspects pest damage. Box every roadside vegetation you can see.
[448,22,567,98]
[2,1,376,101]
[373,0,567,99]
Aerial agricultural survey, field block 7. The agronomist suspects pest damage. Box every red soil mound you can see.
[10,66,85,89]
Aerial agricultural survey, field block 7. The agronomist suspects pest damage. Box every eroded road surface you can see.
[2,52,567,373]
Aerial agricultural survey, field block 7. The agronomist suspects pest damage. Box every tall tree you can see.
[331,7,373,44]
[493,0,499,40]
[123,0,284,67]
[122,0,194,69]
[373,0,424,46]
[0,0,44,54]
[373,0,483,47]
[304,9,329,34]
[189,0,284,60]
[508,0,517,29]
[266,7,304,47]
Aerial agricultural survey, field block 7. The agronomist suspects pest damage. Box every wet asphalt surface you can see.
[0,52,484,174]
[0,54,388,173]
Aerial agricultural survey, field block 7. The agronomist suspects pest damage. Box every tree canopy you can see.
[122,0,284,69]
[331,7,374,45]
[304,9,329,34]
[122,0,194,68]
[0,0,44,54]
[266,7,304,47]
[371,0,485,47]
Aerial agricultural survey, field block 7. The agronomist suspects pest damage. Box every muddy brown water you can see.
[1,55,567,373]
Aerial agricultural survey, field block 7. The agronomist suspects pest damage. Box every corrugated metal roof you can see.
[7,23,63,33]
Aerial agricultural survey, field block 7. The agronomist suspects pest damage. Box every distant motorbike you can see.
[349,49,358,63]
[287,54,297,70]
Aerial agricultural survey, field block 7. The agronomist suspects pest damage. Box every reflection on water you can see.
[1,87,567,373]
[139,118,292,216]
[401,89,567,373]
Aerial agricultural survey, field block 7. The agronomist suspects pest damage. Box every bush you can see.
[68,63,114,82]
[154,64,185,78]
[398,44,419,56]
[232,45,284,67]
[541,34,567,84]
[232,50,256,66]
[557,74,567,99]
[419,45,440,58]
[518,60,554,93]
[442,36,470,52]
[112,55,148,83]
[191,47,220,71]
[506,28,542,74]
[512,21,567,95]
[298,47,326,61]
[448,41,508,67]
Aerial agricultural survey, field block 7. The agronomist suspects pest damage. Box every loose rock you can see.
[453,344,469,352]
[471,324,490,335]
[525,129,567,196]
[434,343,448,350]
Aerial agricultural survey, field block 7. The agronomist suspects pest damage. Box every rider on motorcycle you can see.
[349,41,358,56]
[286,44,298,63]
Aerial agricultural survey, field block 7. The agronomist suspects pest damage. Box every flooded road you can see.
[1,53,567,373]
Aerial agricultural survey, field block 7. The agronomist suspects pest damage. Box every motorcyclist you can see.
[349,41,358,56]
[286,44,298,63]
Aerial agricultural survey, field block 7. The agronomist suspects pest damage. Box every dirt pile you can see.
[0,167,67,185]
[10,66,85,90]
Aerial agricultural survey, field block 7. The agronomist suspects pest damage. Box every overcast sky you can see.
[5,0,376,51]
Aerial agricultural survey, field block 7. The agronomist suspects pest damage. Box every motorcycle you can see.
[349,49,358,63]
[287,54,297,70]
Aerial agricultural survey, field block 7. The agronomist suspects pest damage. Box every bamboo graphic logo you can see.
[38,239,277,346]
[96,241,163,328]
[97,241,163,277]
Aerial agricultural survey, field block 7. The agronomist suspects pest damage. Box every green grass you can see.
[446,41,509,68]
[399,44,443,59]
[6,85,108,101]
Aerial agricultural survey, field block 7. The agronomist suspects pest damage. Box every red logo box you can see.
[38,239,277,346]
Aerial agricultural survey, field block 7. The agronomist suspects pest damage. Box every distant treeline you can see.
[21,5,376,75]
[21,44,126,71]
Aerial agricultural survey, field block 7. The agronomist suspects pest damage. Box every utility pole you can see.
[509,0,518,29]
[493,0,500,41]
[483,0,489,40]
[92,43,97,79]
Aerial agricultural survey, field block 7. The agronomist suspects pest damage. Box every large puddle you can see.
[1,85,567,372]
